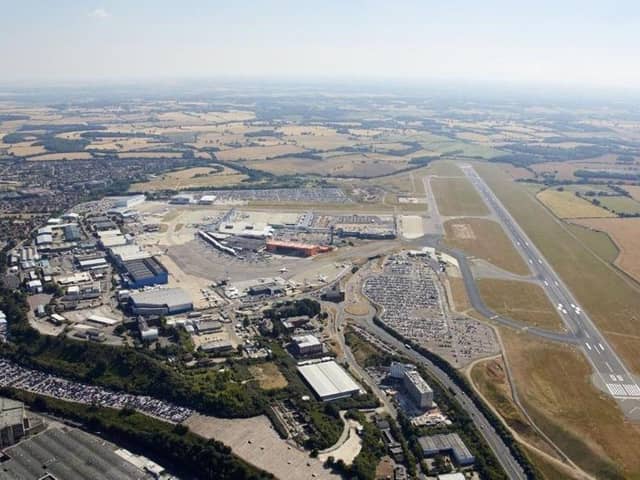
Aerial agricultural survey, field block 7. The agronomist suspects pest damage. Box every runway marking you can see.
[605,362,613,372]
[585,342,592,351]
[624,384,640,397]
[607,383,627,396]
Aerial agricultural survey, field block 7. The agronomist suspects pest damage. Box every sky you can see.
[2,0,640,91]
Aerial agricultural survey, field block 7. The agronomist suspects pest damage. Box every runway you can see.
[461,165,640,420]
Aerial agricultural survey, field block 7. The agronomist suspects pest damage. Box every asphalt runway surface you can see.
[461,165,640,420]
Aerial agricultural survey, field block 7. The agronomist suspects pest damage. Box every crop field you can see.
[444,218,529,275]
[499,328,640,479]
[216,144,306,162]
[622,185,640,202]
[597,196,640,215]
[572,218,640,283]
[129,166,248,191]
[476,163,640,374]
[477,279,564,331]
[431,177,490,216]
[536,189,615,218]
[245,155,406,178]
[27,152,95,161]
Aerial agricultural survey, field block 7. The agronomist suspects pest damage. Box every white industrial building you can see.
[403,370,434,409]
[297,360,362,402]
[108,195,145,209]
[129,288,193,316]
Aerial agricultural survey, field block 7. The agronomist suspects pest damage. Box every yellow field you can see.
[88,137,167,152]
[216,144,306,161]
[623,185,640,202]
[536,189,614,218]
[477,279,564,331]
[7,141,46,156]
[27,152,94,161]
[117,151,186,159]
[500,328,640,479]
[129,166,247,191]
[572,218,640,283]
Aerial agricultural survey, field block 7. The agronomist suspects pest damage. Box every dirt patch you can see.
[248,362,288,390]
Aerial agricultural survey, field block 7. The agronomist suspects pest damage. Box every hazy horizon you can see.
[3,0,640,92]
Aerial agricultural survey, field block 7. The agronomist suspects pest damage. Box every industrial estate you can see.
[1,83,640,480]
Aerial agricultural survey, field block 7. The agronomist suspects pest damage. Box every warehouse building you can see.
[129,288,192,316]
[0,398,27,447]
[403,370,433,409]
[297,360,362,402]
[292,334,323,356]
[418,433,475,466]
[121,257,168,289]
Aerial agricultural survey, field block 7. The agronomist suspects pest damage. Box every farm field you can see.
[129,166,248,191]
[477,279,565,331]
[475,163,640,374]
[536,189,614,218]
[217,144,306,162]
[597,195,640,215]
[623,185,640,202]
[431,176,489,216]
[245,154,406,178]
[572,218,640,284]
[499,328,640,480]
[443,218,530,275]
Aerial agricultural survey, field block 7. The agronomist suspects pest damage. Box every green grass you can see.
[431,176,490,216]
[566,222,619,264]
[598,196,640,215]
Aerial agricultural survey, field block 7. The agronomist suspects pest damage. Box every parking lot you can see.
[0,359,193,424]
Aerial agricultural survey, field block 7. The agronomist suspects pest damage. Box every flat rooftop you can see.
[404,369,433,394]
[0,427,151,480]
[297,360,361,401]
[129,288,191,307]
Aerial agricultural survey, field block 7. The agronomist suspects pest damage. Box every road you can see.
[351,315,527,480]
[461,165,640,420]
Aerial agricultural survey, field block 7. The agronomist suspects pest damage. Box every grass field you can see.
[428,160,463,177]
[477,279,565,331]
[500,328,640,479]
[431,177,490,216]
[565,223,619,264]
[598,196,640,215]
[248,362,288,390]
[475,163,640,374]
[572,218,640,284]
[447,276,472,312]
[444,218,529,275]
[470,358,560,460]
[129,166,247,191]
[536,189,615,218]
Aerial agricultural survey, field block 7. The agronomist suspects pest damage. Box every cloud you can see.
[88,8,111,18]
